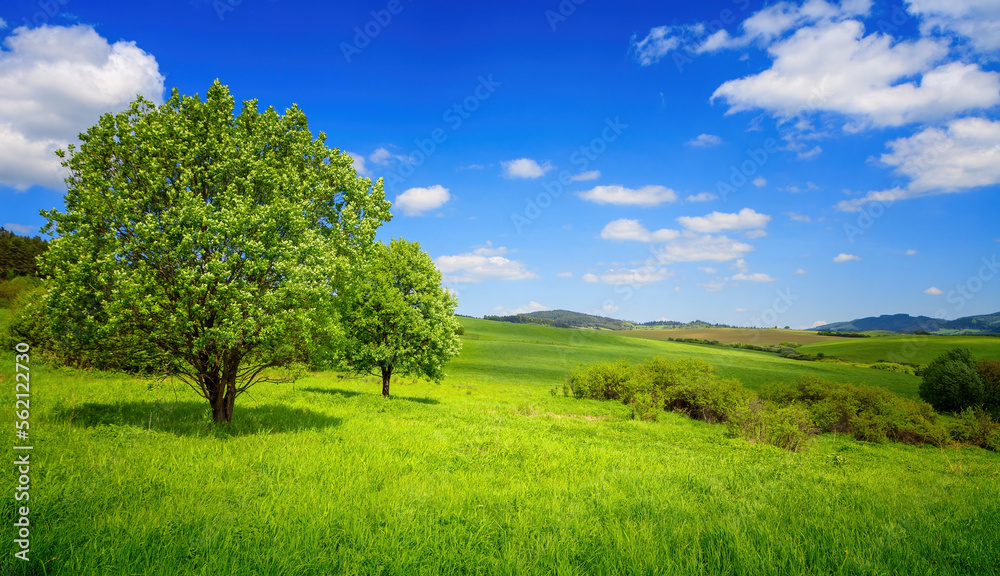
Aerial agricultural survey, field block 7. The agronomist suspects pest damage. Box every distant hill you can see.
[482,310,738,331]
[483,309,635,330]
[813,312,1000,334]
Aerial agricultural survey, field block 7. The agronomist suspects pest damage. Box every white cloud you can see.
[652,234,755,263]
[906,0,1000,54]
[697,279,729,292]
[2,223,36,235]
[492,301,549,315]
[744,229,768,239]
[906,249,918,255]
[345,151,370,176]
[579,184,677,206]
[686,192,718,202]
[570,170,600,182]
[0,18,7,30]
[370,147,392,164]
[687,134,723,147]
[786,212,812,222]
[784,181,820,193]
[631,25,687,66]
[711,19,1000,130]
[698,266,718,274]
[0,25,165,190]
[555,271,573,278]
[600,219,680,243]
[795,268,808,274]
[584,268,671,286]
[732,272,776,282]
[393,185,451,216]
[811,320,828,328]
[501,158,553,179]
[435,246,536,283]
[838,118,1000,210]
[753,177,767,187]
[833,253,861,262]
[924,286,944,295]
[677,208,771,233]
[602,302,620,313]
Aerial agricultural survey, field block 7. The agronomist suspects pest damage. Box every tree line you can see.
[0,227,48,278]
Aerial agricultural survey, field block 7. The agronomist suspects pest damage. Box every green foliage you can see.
[766,376,947,445]
[662,376,750,424]
[726,400,816,452]
[566,358,636,401]
[919,348,985,413]
[336,238,461,397]
[976,358,1000,415]
[870,361,919,376]
[949,407,1000,451]
[0,226,49,279]
[39,80,390,422]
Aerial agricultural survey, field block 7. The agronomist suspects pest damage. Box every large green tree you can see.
[338,238,461,397]
[41,80,391,422]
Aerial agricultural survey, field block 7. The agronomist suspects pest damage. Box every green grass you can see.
[798,334,1000,366]
[620,327,844,345]
[1,318,998,575]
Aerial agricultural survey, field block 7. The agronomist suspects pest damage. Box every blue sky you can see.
[1,0,998,328]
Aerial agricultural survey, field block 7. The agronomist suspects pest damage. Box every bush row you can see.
[566,357,1000,452]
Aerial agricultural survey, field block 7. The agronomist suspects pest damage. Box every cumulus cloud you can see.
[677,208,771,233]
[711,19,1000,130]
[0,25,165,190]
[570,170,600,182]
[501,158,553,179]
[686,192,718,202]
[393,184,451,216]
[435,246,536,283]
[833,253,861,262]
[924,286,944,295]
[582,273,599,283]
[582,268,671,286]
[345,151,369,176]
[579,185,677,206]
[600,219,680,242]
[838,118,1000,210]
[687,134,723,147]
[652,234,755,263]
[906,0,1000,54]
[492,301,549,315]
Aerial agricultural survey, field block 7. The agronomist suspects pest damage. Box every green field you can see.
[620,327,844,346]
[2,318,999,575]
[797,334,1000,366]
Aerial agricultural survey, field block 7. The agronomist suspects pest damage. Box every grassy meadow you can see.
[2,317,999,575]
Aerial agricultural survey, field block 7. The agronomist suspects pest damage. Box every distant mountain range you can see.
[481,309,1000,335]
[812,312,1000,334]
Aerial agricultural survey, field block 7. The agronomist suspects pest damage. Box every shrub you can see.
[566,359,636,402]
[870,362,918,376]
[662,377,749,424]
[764,376,946,445]
[727,400,816,452]
[949,408,1000,451]
[631,392,659,422]
[919,348,984,413]
[976,359,1000,415]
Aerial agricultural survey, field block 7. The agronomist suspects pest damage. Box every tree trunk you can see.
[381,365,392,397]
[206,368,237,423]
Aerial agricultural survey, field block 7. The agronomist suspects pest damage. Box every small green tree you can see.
[337,238,461,397]
[919,348,984,413]
[41,80,391,422]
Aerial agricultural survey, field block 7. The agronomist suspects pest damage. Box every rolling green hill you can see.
[2,317,998,575]
[797,334,1000,365]
[814,311,1000,334]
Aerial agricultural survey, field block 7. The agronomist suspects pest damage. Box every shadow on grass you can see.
[50,400,342,437]
[302,387,441,405]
